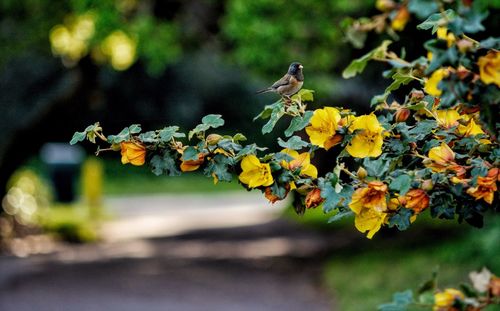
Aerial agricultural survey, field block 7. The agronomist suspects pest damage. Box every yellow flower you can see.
[346,114,384,158]
[239,155,274,188]
[306,107,342,150]
[349,181,388,239]
[354,208,387,239]
[457,118,485,136]
[423,142,455,173]
[120,141,146,166]
[478,51,500,87]
[435,109,460,128]
[433,288,464,311]
[391,6,410,31]
[280,149,318,179]
[425,68,448,96]
[101,30,137,71]
[436,27,456,47]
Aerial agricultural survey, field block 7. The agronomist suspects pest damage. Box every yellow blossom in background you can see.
[391,6,410,31]
[101,30,137,71]
[280,149,318,179]
[433,288,464,311]
[436,27,456,47]
[349,181,388,239]
[120,141,146,166]
[466,168,498,204]
[49,13,95,63]
[424,68,448,96]
[478,51,500,87]
[346,114,384,158]
[306,107,342,150]
[435,109,460,128]
[239,155,273,188]
[424,142,455,173]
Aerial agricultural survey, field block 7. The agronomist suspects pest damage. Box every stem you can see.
[95,131,108,142]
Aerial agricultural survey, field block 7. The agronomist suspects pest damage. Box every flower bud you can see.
[456,39,473,53]
[395,108,410,122]
[375,0,396,12]
[206,134,222,146]
[357,167,367,180]
[421,179,434,191]
[410,90,425,101]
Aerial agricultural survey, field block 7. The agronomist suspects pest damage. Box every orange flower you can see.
[180,153,205,172]
[403,189,429,213]
[466,168,498,204]
[391,6,410,31]
[305,188,323,209]
[120,141,146,166]
[490,276,500,297]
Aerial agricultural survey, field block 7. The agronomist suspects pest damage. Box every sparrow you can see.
[256,62,304,98]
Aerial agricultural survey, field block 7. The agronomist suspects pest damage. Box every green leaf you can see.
[342,40,392,79]
[378,290,413,311]
[293,89,314,102]
[138,131,158,143]
[189,115,225,140]
[235,144,267,160]
[363,155,390,177]
[128,124,142,134]
[181,146,199,161]
[328,209,354,223]
[201,114,225,128]
[389,175,412,196]
[285,111,313,137]
[388,208,413,231]
[159,126,185,142]
[233,133,247,142]
[204,154,233,182]
[408,0,439,19]
[278,136,309,150]
[385,71,416,94]
[150,151,180,176]
[70,131,86,145]
[319,175,353,213]
[430,192,455,219]
[417,9,456,33]
[107,127,131,144]
[261,102,285,134]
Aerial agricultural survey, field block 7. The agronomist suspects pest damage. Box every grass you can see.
[323,215,500,311]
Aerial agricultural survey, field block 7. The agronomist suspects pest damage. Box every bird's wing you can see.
[270,74,292,89]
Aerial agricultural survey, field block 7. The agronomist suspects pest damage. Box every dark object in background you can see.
[40,143,84,202]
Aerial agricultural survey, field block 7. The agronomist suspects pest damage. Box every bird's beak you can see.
[299,65,304,69]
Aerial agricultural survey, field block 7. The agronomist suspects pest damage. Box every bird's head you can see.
[288,62,303,75]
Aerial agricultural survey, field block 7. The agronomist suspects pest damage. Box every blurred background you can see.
[0,0,499,310]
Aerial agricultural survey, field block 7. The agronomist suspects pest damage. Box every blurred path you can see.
[0,193,339,311]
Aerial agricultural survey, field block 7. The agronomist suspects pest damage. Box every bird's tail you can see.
[255,88,273,95]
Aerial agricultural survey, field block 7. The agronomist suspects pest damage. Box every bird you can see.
[256,62,304,98]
